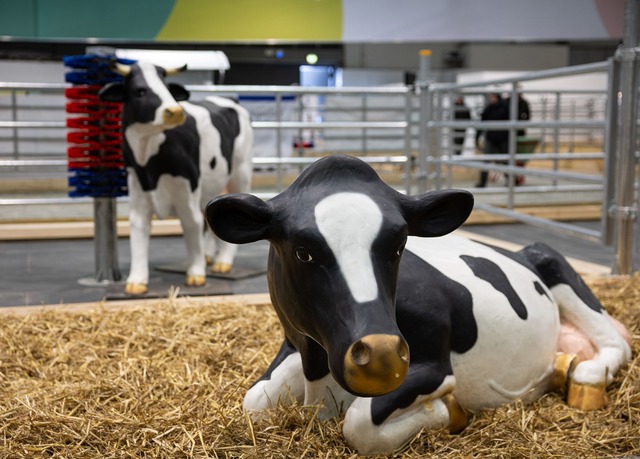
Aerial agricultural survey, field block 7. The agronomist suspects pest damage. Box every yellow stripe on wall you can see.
[157,0,342,42]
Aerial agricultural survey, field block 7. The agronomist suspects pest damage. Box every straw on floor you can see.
[0,274,638,458]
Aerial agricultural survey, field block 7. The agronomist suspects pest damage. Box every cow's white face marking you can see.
[314,192,383,303]
[124,63,183,166]
[138,61,181,127]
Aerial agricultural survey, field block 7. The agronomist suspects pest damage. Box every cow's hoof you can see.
[442,394,468,434]
[567,381,608,410]
[211,262,232,274]
[549,352,579,394]
[205,255,213,266]
[185,275,206,287]
[125,283,148,295]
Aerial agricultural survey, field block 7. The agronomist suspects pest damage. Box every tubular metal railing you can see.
[0,54,638,273]
[418,61,611,242]
[0,84,414,199]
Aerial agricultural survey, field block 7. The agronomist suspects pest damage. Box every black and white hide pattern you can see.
[204,154,632,455]
[99,61,253,294]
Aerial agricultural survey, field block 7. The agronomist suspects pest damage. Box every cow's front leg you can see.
[126,182,153,295]
[244,340,305,414]
[203,229,216,267]
[202,200,236,273]
[343,365,459,455]
[203,217,238,273]
[303,372,356,420]
[212,157,252,274]
[210,237,237,274]
[174,187,206,287]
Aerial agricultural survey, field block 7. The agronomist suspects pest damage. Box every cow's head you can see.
[98,61,190,130]
[205,155,473,397]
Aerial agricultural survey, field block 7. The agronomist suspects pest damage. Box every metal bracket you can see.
[608,204,638,220]
[614,46,640,62]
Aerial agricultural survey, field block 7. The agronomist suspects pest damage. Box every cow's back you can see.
[397,234,560,410]
[184,96,253,207]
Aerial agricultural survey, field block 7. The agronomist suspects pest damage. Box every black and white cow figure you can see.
[99,61,253,294]
[205,155,632,455]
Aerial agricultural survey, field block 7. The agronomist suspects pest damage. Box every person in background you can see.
[475,92,509,187]
[452,96,471,155]
[506,91,531,185]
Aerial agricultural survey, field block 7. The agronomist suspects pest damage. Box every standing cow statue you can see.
[99,61,253,294]
[205,154,632,455]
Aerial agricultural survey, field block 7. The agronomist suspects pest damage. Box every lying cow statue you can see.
[99,61,253,294]
[205,154,632,455]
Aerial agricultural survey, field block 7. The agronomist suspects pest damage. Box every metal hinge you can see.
[608,204,638,220]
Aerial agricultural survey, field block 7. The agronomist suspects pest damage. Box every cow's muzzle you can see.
[343,334,409,396]
[162,105,186,126]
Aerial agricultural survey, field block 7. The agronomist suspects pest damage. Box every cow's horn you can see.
[164,64,188,75]
[111,62,132,76]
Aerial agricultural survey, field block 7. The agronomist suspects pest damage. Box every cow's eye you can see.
[134,88,146,97]
[295,248,313,263]
[396,243,406,257]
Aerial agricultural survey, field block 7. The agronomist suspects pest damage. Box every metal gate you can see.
[415,55,638,274]
[0,55,638,274]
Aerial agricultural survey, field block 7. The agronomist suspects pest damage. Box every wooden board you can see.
[0,204,603,241]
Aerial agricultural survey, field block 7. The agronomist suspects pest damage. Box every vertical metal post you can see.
[552,92,561,186]
[417,84,432,193]
[434,91,443,190]
[417,49,432,82]
[507,83,518,209]
[361,93,368,155]
[539,96,548,152]
[612,0,640,274]
[403,89,412,194]
[11,91,19,162]
[93,197,121,283]
[416,49,434,193]
[446,91,454,189]
[602,57,621,246]
[275,92,283,192]
[296,94,304,151]
[586,98,595,143]
[296,93,305,175]
[569,99,576,152]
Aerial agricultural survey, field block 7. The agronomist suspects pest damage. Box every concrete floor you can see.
[0,237,270,307]
[0,221,614,308]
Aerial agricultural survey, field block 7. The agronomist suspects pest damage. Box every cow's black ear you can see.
[168,83,190,101]
[401,189,474,237]
[205,194,272,244]
[98,82,126,102]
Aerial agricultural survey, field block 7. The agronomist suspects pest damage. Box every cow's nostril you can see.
[399,340,409,363]
[343,334,410,396]
[163,106,186,125]
[351,340,371,366]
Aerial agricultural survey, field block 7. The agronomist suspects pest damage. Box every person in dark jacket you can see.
[506,93,531,137]
[475,93,509,187]
[506,93,531,185]
[452,96,471,155]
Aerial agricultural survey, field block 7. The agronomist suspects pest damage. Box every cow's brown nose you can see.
[163,105,186,125]
[343,334,409,396]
